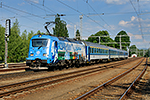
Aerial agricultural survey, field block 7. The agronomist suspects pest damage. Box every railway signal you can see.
[4,19,11,68]
[5,19,11,37]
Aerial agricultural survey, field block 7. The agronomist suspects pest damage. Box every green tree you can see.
[27,30,34,49]
[86,30,116,47]
[8,19,23,62]
[53,15,69,37]
[34,30,47,35]
[20,30,28,61]
[76,29,80,40]
[144,49,150,57]
[129,45,137,57]
[0,25,5,62]
[114,30,130,50]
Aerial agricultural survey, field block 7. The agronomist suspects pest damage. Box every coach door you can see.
[52,41,58,62]
[88,47,90,61]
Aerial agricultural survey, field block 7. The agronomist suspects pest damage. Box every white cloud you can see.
[18,2,25,6]
[119,20,128,27]
[119,16,150,31]
[128,32,133,37]
[134,35,142,39]
[28,0,39,4]
[131,16,136,21]
[118,16,138,27]
[105,0,128,5]
[128,32,142,40]
[66,24,72,29]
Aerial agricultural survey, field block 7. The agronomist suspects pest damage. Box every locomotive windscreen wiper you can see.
[38,45,42,49]
[38,41,43,49]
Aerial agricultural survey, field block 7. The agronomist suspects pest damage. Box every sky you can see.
[0,0,150,49]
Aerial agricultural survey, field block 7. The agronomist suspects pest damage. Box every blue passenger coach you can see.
[83,41,109,62]
[82,41,128,63]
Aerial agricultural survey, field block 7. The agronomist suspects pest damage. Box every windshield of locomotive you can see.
[32,39,49,47]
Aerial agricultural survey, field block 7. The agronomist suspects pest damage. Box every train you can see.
[26,34,128,70]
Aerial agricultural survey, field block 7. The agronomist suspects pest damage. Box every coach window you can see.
[102,49,104,53]
[93,48,94,53]
[101,49,103,53]
[106,50,108,54]
[104,50,106,53]
[91,48,93,53]
[94,48,96,53]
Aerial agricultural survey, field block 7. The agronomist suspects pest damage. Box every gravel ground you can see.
[4,58,145,100]
[129,58,150,100]
[2,58,150,100]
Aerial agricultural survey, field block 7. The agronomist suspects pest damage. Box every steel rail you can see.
[74,58,144,100]
[0,58,137,81]
[0,58,139,98]
[0,63,26,68]
[0,57,137,79]
[119,58,148,100]
[0,57,138,90]
[0,67,28,72]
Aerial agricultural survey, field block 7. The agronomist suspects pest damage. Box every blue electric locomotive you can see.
[26,34,86,69]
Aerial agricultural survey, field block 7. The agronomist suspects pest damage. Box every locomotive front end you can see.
[26,35,52,69]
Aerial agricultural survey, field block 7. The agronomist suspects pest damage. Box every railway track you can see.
[0,58,142,99]
[75,58,147,100]
[0,63,26,68]
[0,58,138,81]
[0,63,29,73]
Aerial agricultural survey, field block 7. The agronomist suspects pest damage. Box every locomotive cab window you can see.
[32,39,49,47]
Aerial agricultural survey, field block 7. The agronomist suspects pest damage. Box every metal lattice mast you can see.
[74,25,76,38]
[79,15,83,40]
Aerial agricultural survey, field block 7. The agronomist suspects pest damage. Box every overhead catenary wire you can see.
[56,0,107,29]
[85,1,111,28]
[1,6,44,31]
[0,2,50,32]
[25,0,95,36]
[84,0,117,36]
[1,7,43,24]
[25,0,81,34]
[129,0,144,40]
[2,4,50,21]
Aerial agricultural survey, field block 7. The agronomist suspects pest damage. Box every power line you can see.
[1,6,44,32]
[57,0,106,29]
[25,0,94,36]
[2,7,43,24]
[2,4,46,20]
[129,0,144,40]
[24,0,80,35]
[85,1,111,28]
[84,1,118,37]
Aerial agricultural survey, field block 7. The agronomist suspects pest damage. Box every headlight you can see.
[43,53,47,56]
[30,53,34,56]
